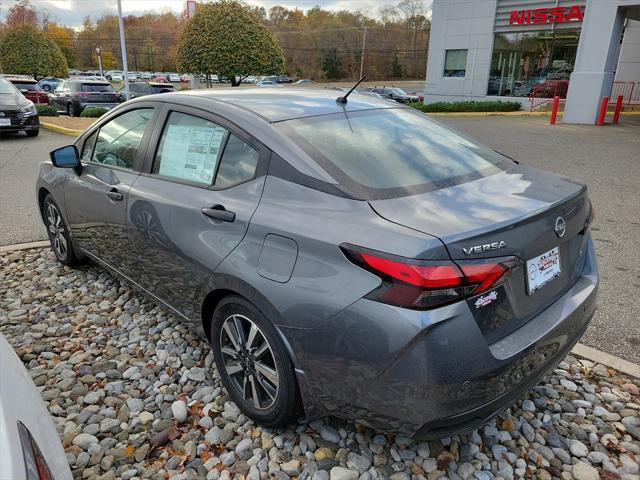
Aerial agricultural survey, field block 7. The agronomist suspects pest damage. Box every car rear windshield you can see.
[0,78,17,94]
[275,108,513,199]
[150,85,176,93]
[81,83,115,93]
[12,82,41,91]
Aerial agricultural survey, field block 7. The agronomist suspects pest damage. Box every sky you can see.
[0,0,389,28]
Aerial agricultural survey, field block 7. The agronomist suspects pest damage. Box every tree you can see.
[46,23,75,67]
[0,26,68,79]
[5,0,38,28]
[321,48,344,80]
[176,1,284,86]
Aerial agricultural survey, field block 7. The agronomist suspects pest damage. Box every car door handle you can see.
[106,188,124,201]
[201,205,235,222]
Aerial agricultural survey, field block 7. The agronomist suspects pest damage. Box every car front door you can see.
[64,105,157,270]
[125,105,267,320]
[50,82,67,110]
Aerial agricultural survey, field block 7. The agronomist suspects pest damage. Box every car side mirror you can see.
[50,145,80,169]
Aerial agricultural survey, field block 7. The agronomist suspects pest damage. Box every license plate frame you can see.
[526,246,561,294]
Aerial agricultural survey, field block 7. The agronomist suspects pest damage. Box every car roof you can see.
[176,88,396,122]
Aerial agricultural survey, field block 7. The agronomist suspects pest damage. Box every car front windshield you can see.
[275,108,513,199]
[0,78,18,94]
[390,88,407,95]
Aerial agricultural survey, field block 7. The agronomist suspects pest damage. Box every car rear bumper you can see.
[79,102,120,110]
[289,235,598,437]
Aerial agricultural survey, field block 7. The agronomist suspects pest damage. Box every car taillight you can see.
[17,421,55,480]
[342,246,518,310]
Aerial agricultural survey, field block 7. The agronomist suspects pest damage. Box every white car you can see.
[141,72,152,80]
[168,73,181,83]
[109,71,124,82]
[0,334,72,480]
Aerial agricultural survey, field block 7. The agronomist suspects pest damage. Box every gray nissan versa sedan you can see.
[36,89,598,438]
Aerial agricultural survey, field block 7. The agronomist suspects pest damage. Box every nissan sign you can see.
[509,5,584,25]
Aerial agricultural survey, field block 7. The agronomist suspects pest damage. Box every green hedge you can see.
[81,107,109,118]
[36,104,58,116]
[410,101,522,113]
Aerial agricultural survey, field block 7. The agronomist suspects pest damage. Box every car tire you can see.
[26,129,39,137]
[42,194,83,267]
[210,295,300,428]
[43,85,50,92]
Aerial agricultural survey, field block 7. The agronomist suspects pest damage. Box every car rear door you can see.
[64,104,158,269]
[125,103,268,319]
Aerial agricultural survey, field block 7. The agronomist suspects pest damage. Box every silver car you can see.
[0,334,72,480]
[36,89,598,438]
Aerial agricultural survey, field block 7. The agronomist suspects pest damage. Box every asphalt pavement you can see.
[0,115,638,364]
[0,129,68,246]
[440,115,640,365]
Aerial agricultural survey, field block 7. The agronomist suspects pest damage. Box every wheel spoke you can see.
[57,234,67,257]
[249,374,261,408]
[255,372,277,401]
[221,346,239,359]
[223,321,242,352]
[254,361,278,386]
[232,315,246,348]
[225,361,243,377]
[246,323,258,350]
[253,341,270,360]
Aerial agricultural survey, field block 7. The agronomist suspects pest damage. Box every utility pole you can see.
[117,0,130,100]
[359,26,367,79]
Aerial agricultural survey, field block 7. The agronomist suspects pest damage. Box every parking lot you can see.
[2,114,638,364]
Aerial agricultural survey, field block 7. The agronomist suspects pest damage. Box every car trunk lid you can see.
[80,83,119,103]
[369,165,592,342]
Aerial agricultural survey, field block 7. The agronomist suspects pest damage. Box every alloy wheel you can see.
[219,314,280,410]
[46,203,67,260]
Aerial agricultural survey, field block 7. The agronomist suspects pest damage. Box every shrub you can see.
[36,104,58,116]
[0,26,68,79]
[81,107,108,118]
[410,101,522,113]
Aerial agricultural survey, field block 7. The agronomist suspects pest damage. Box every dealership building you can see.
[424,0,640,123]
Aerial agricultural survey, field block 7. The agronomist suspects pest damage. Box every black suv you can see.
[118,81,177,101]
[0,77,39,137]
[49,80,122,116]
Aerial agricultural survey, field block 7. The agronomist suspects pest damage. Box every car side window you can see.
[215,134,259,189]
[152,111,228,185]
[91,108,154,170]
[81,130,98,162]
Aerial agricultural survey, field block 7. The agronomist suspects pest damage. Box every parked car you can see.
[107,71,124,82]
[0,77,39,137]
[256,79,282,87]
[119,81,177,100]
[358,91,385,99]
[38,77,64,92]
[49,80,121,116]
[277,75,294,84]
[152,74,168,83]
[0,333,73,480]
[5,76,49,104]
[180,74,191,83]
[141,71,153,80]
[294,79,315,85]
[37,89,597,438]
[361,86,420,103]
[168,73,181,83]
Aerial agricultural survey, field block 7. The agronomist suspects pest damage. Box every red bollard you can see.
[550,96,560,125]
[613,95,624,124]
[596,96,609,126]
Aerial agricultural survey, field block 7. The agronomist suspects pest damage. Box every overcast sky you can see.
[0,0,390,27]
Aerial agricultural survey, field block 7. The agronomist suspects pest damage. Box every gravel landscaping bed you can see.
[1,248,639,480]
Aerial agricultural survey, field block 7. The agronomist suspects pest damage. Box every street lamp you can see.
[96,47,104,77]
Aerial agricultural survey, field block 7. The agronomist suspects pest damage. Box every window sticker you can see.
[158,124,226,184]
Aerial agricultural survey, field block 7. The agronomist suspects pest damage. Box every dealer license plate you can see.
[0,118,10,126]
[526,246,561,294]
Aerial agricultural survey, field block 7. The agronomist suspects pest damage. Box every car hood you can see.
[0,90,29,110]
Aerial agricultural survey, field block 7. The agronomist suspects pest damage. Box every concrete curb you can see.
[40,122,82,137]
[0,240,49,253]
[571,343,640,379]
[427,111,640,117]
[0,242,638,378]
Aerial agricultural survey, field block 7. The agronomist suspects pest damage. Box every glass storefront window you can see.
[487,29,580,97]
[444,49,468,77]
